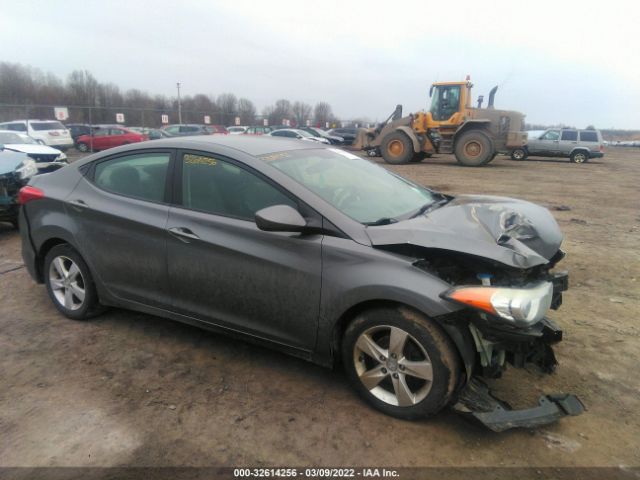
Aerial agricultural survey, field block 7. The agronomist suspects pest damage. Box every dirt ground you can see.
[0,147,639,470]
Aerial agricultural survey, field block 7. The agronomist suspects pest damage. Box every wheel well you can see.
[571,148,590,156]
[453,124,492,146]
[331,300,466,365]
[36,238,68,282]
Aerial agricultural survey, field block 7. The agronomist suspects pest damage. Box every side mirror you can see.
[255,205,307,232]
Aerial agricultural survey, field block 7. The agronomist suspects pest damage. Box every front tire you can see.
[77,142,89,152]
[44,244,104,320]
[454,130,494,166]
[342,307,461,420]
[381,132,414,165]
[510,148,528,160]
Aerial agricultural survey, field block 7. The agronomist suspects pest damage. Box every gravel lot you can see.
[1,147,639,469]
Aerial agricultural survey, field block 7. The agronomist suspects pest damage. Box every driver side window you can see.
[541,130,560,141]
[180,153,296,220]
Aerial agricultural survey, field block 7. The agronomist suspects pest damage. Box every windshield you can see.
[0,132,35,144]
[296,130,313,138]
[264,148,435,224]
[429,85,461,121]
[30,121,66,131]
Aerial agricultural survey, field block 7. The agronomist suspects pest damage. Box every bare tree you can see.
[292,101,312,127]
[272,99,292,125]
[238,98,256,125]
[313,102,334,126]
[217,93,238,125]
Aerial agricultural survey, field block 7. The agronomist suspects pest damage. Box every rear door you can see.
[559,129,578,155]
[165,150,322,350]
[68,149,175,307]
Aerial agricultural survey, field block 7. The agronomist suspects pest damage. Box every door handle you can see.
[168,227,200,242]
[69,199,87,211]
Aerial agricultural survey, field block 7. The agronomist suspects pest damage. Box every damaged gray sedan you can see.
[18,136,583,431]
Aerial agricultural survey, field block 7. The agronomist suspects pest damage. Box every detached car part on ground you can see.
[0,150,38,227]
[352,78,527,167]
[18,136,583,431]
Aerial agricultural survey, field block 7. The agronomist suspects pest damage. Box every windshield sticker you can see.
[327,148,361,160]
[259,152,291,162]
[184,154,217,166]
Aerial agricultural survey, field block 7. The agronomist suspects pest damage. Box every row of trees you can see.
[0,62,346,127]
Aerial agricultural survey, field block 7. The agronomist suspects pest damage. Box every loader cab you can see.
[428,81,470,125]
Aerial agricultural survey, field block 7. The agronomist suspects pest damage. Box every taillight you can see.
[18,186,45,204]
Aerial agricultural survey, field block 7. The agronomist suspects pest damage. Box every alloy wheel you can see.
[49,256,86,311]
[353,325,433,407]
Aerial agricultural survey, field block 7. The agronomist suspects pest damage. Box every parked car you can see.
[0,130,68,173]
[244,126,273,135]
[66,124,93,144]
[269,128,330,144]
[18,136,582,431]
[512,128,605,163]
[0,149,37,228]
[0,120,74,150]
[328,127,358,146]
[299,127,344,145]
[162,124,213,137]
[205,125,229,135]
[147,129,172,140]
[227,126,248,135]
[75,127,147,152]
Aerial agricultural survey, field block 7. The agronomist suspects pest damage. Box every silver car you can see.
[18,136,583,431]
[511,128,605,163]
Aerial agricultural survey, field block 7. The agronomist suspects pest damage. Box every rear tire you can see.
[342,306,461,420]
[454,130,494,166]
[44,244,104,320]
[510,148,528,160]
[77,142,89,152]
[381,132,414,165]
[570,151,589,163]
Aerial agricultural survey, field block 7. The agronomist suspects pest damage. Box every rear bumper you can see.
[589,152,604,158]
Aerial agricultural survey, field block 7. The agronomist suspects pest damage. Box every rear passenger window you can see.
[579,131,598,142]
[561,130,578,141]
[94,153,170,203]
[180,153,295,220]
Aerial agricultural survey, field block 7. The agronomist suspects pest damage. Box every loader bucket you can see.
[351,128,375,150]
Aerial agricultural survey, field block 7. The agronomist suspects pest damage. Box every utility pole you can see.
[176,82,182,124]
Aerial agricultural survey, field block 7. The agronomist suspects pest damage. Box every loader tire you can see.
[381,132,414,165]
[454,130,494,167]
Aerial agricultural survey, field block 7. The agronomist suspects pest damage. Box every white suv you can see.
[0,120,73,150]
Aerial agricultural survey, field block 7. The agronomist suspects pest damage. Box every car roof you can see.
[75,135,327,162]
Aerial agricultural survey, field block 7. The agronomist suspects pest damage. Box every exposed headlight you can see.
[56,152,67,161]
[16,159,38,180]
[442,281,553,327]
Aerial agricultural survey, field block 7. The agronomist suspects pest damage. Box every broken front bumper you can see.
[453,378,585,432]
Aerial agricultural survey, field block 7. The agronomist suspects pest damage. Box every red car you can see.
[76,127,147,152]
[205,125,229,134]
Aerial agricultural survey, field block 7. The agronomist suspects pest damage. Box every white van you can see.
[0,120,74,150]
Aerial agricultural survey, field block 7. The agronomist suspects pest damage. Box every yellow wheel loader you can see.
[352,77,527,167]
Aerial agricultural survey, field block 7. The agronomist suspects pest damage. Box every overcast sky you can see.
[1,0,638,128]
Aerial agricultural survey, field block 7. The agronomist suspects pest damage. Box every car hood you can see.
[4,144,62,155]
[366,195,563,268]
[0,151,30,175]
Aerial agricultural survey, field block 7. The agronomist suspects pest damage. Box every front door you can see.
[166,151,322,350]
